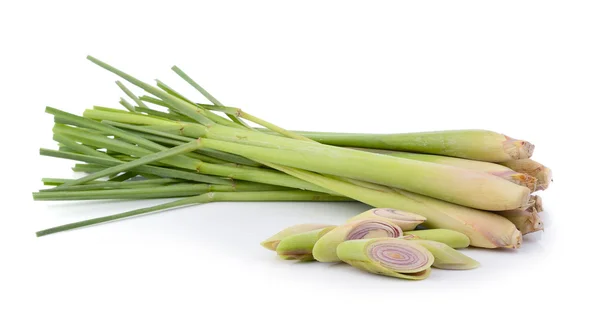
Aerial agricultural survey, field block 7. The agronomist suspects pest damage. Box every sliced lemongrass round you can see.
[346,208,426,231]
[313,219,402,262]
[337,238,434,280]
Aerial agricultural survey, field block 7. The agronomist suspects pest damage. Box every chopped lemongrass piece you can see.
[337,238,434,280]
[275,227,336,261]
[312,219,402,262]
[407,240,479,270]
[403,229,471,249]
[261,224,336,251]
[346,208,426,231]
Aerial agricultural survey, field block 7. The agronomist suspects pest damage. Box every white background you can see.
[1,1,598,326]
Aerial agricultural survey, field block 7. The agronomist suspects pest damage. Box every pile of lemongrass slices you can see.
[262,208,479,280]
[34,57,551,279]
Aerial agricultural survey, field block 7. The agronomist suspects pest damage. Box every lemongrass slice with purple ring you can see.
[337,238,434,280]
[261,223,335,251]
[313,218,402,262]
[346,208,426,231]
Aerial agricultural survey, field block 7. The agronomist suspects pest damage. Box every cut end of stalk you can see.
[494,171,537,192]
[506,229,523,249]
[532,195,543,212]
[503,136,535,160]
[535,167,553,191]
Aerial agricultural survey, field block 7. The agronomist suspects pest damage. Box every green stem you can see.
[52,134,114,160]
[87,56,214,125]
[41,178,182,192]
[34,182,289,201]
[40,148,232,185]
[116,80,146,108]
[102,120,261,167]
[119,98,136,112]
[107,171,138,182]
[170,65,250,128]
[56,139,204,188]
[35,191,351,237]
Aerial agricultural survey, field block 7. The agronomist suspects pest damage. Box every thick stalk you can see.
[289,129,534,162]
[357,149,537,191]
[36,191,350,237]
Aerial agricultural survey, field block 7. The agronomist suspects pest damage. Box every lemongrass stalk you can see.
[134,106,181,120]
[499,159,552,191]
[497,208,543,235]
[107,171,137,182]
[40,149,232,185]
[261,224,336,251]
[408,240,479,270]
[119,98,136,112]
[52,134,114,160]
[40,178,181,192]
[337,238,433,280]
[156,79,194,104]
[276,227,336,261]
[260,164,521,248]
[313,219,402,262]
[56,139,205,188]
[36,191,349,237]
[403,229,471,249]
[72,164,105,173]
[92,106,129,113]
[290,130,534,162]
[358,149,537,191]
[33,182,289,201]
[155,79,242,128]
[116,80,146,108]
[346,208,426,231]
[42,178,105,186]
[139,95,170,108]
[171,65,250,128]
